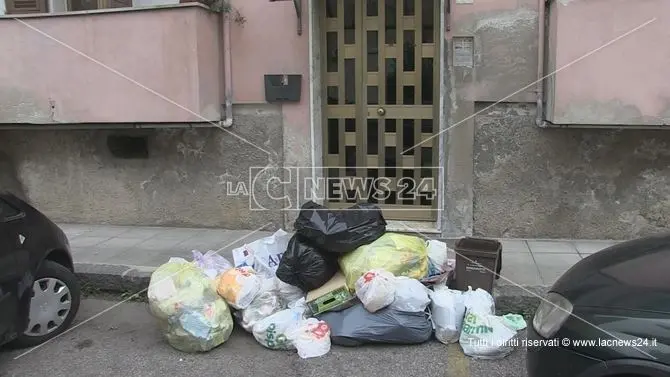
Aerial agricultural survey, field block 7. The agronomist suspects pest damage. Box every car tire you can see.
[10,260,81,348]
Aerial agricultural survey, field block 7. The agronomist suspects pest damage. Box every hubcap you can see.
[25,278,72,337]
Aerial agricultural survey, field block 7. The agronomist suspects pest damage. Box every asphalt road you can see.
[0,298,527,377]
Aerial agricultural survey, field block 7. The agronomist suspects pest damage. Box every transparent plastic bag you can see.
[148,258,207,320]
[238,289,283,332]
[192,250,233,279]
[148,259,234,352]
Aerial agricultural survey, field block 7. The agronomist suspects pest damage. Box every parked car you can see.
[0,192,80,348]
[527,234,670,377]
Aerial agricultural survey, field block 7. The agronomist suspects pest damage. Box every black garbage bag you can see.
[275,234,339,292]
[317,303,433,346]
[293,201,387,254]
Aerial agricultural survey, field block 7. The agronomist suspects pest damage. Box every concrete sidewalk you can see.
[63,223,619,311]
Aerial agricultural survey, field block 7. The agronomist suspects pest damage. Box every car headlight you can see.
[532,292,573,338]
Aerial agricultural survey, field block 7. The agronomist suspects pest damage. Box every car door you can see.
[0,197,25,342]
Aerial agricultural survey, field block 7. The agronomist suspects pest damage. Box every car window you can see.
[0,199,21,220]
[602,247,670,289]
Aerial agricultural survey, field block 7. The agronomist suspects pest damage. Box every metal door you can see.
[321,0,440,221]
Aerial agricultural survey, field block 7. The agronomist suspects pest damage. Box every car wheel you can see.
[11,260,81,348]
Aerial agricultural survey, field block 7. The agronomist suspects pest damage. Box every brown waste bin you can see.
[453,237,502,294]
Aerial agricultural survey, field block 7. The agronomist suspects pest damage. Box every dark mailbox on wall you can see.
[264,74,302,103]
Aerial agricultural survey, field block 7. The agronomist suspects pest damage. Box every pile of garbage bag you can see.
[146,201,525,360]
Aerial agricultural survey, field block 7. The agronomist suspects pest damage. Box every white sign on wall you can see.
[453,37,474,68]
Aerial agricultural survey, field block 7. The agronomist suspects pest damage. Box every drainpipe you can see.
[535,0,547,128]
[221,11,234,128]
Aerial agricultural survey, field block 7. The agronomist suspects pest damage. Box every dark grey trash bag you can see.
[317,304,433,346]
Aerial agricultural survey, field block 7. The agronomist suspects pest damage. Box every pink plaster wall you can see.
[0,4,222,124]
[448,0,537,33]
[228,0,310,137]
[547,0,669,125]
[447,0,540,103]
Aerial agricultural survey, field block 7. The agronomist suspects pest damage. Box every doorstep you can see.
[61,223,620,313]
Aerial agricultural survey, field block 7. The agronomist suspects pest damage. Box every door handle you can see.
[377,107,386,116]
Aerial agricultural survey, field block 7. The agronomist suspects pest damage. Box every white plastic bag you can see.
[192,250,233,279]
[216,266,262,310]
[390,277,430,312]
[287,318,331,359]
[430,288,466,344]
[427,239,449,269]
[462,286,495,315]
[459,309,517,359]
[232,229,291,276]
[252,299,307,350]
[355,269,396,313]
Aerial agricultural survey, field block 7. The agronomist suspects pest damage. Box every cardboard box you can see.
[306,272,356,315]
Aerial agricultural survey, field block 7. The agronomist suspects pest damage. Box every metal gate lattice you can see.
[321,0,440,221]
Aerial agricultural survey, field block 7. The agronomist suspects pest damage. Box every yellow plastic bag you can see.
[339,233,429,289]
[148,258,234,352]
